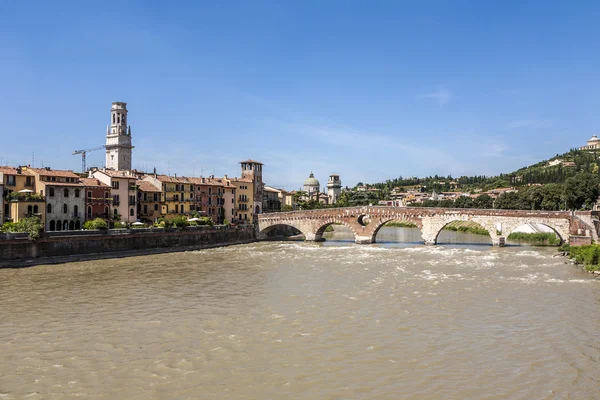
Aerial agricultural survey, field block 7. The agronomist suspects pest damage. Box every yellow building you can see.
[142,175,194,216]
[223,160,264,223]
[0,166,39,223]
[225,177,253,222]
[9,196,46,226]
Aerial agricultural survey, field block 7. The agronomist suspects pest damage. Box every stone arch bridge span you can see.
[257,206,597,246]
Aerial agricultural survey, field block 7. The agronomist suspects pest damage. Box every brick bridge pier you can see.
[257,206,597,246]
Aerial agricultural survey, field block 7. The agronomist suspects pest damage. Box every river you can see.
[0,227,598,399]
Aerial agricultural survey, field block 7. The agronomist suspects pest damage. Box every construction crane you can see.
[72,146,106,172]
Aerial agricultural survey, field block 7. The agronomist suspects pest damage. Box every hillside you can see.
[361,147,600,193]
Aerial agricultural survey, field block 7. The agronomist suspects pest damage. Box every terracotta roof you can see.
[40,181,84,187]
[230,178,253,183]
[0,166,18,174]
[26,167,79,178]
[137,180,162,192]
[156,175,193,184]
[239,159,263,165]
[95,169,137,179]
[80,178,110,188]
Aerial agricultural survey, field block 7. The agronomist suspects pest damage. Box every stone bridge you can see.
[257,206,598,245]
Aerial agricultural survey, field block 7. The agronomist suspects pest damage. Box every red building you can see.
[80,178,112,220]
[190,177,226,223]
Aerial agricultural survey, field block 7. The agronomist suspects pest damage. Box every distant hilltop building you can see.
[580,134,600,151]
[302,172,341,205]
[105,102,134,171]
[327,174,341,204]
[303,172,320,198]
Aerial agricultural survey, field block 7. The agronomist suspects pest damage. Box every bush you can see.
[83,218,108,230]
[172,216,190,228]
[0,216,43,241]
[113,221,127,229]
[507,232,560,246]
[566,244,600,271]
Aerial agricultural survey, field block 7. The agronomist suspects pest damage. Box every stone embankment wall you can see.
[0,226,255,266]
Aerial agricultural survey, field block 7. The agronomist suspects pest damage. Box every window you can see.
[154,204,158,211]
[175,204,179,213]
[209,188,212,195]
[87,206,92,218]
[129,208,134,216]
[112,181,119,190]
[231,208,234,216]
[28,205,33,213]
[64,188,69,197]
[153,193,158,202]
[74,205,78,217]
[33,205,38,214]
[75,189,80,198]
[114,208,118,217]
[87,191,92,199]
[143,205,148,213]
[47,204,52,214]
[63,204,68,214]
[49,187,55,197]
[104,206,109,217]
[6,176,15,186]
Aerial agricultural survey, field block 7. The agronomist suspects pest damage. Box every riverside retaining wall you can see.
[0,226,256,266]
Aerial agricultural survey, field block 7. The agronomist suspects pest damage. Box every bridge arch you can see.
[314,219,360,242]
[369,216,423,244]
[258,223,307,240]
[503,222,565,245]
[433,219,493,245]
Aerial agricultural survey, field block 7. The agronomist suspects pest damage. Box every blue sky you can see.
[1,1,599,190]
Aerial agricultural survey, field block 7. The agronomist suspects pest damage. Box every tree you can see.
[473,194,493,209]
[563,172,600,210]
[453,195,474,209]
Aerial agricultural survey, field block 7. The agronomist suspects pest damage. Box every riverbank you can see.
[0,225,256,268]
[559,244,600,274]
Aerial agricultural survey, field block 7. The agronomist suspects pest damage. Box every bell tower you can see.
[105,102,134,170]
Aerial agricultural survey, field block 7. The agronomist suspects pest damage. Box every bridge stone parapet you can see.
[257,206,597,246]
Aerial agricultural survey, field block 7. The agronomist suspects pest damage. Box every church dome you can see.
[589,135,600,143]
[303,172,320,187]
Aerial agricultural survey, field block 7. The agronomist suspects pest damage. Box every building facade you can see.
[327,174,342,204]
[27,167,85,231]
[1,166,34,222]
[240,160,264,218]
[80,178,112,220]
[217,176,236,223]
[136,180,162,222]
[190,178,225,223]
[91,168,138,223]
[580,134,600,151]
[263,186,282,213]
[105,102,134,171]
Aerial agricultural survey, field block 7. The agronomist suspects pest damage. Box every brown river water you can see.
[0,227,599,399]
